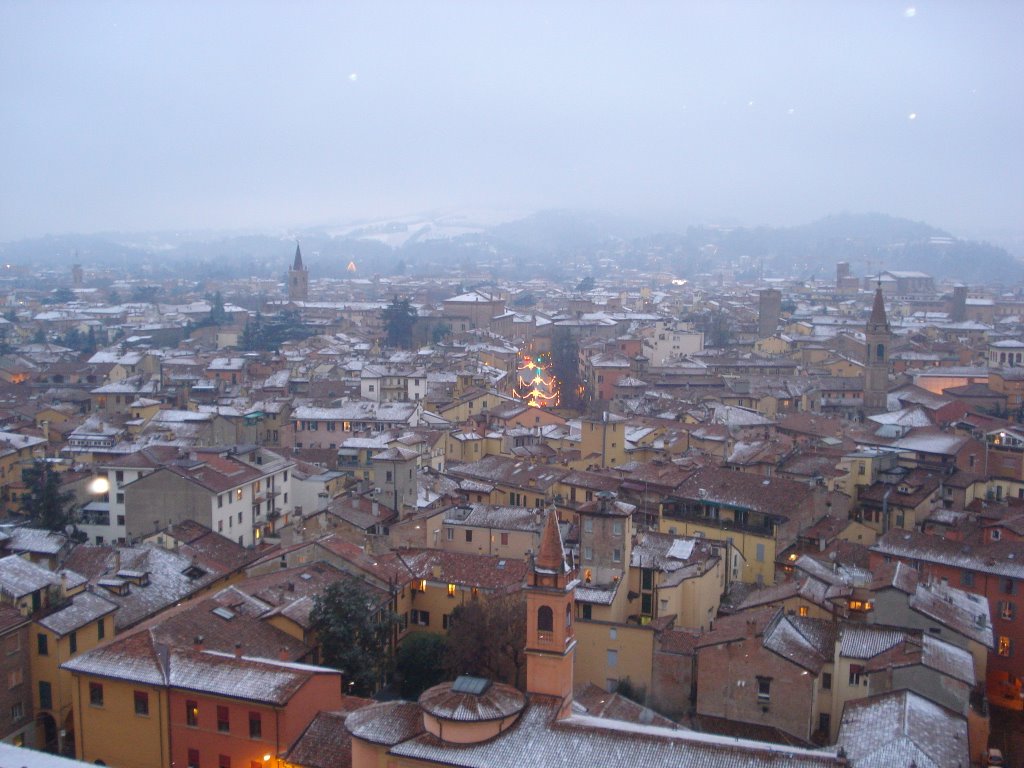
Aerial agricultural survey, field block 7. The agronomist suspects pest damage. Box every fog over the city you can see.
[1,1,1021,243]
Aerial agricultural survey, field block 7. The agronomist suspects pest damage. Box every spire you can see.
[869,284,888,329]
[534,509,566,573]
[292,242,304,271]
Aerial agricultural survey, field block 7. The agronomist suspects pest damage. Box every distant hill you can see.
[0,211,1019,286]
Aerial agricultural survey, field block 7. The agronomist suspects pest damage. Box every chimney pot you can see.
[194,635,204,651]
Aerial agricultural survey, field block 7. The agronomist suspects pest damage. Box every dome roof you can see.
[419,676,526,723]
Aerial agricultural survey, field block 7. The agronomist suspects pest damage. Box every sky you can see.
[1,1,1021,242]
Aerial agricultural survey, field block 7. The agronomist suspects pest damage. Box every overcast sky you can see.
[1,1,1021,242]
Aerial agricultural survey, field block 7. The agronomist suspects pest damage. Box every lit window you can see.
[235,488,243,501]
[186,700,199,726]
[416,579,426,592]
[998,636,1012,657]
[447,583,456,598]
[798,606,809,617]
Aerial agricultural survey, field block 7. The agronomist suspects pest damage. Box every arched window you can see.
[876,343,885,361]
[565,603,572,627]
[537,605,553,632]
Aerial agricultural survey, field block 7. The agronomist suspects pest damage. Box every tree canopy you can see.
[21,460,77,531]
[382,296,417,349]
[395,632,448,699]
[310,577,397,696]
[443,592,526,689]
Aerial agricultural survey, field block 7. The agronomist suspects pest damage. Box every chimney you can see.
[59,571,68,597]
[193,635,204,652]
[278,646,289,662]
[234,642,243,659]
[114,549,121,573]
[372,500,379,517]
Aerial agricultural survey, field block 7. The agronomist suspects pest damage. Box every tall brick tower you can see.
[287,242,308,302]
[863,283,891,416]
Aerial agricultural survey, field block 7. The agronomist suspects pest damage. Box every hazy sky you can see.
[1,1,1021,241]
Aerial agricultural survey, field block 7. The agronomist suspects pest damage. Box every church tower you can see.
[288,242,309,302]
[525,509,577,715]
[863,283,891,416]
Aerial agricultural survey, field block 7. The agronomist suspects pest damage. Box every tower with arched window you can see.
[525,509,577,712]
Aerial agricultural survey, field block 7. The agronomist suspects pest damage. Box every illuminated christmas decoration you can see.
[347,261,357,272]
[513,353,560,407]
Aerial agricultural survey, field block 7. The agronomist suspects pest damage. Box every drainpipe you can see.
[882,488,892,535]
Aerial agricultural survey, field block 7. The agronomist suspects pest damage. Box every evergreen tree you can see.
[382,296,416,349]
[310,578,397,696]
[395,632,448,698]
[21,460,76,531]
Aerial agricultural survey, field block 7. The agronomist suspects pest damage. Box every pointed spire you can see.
[534,509,566,573]
[869,284,888,328]
[292,242,304,270]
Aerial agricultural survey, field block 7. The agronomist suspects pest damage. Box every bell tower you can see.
[288,242,309,302]
[863,282,890,416]
[525,509,577,714]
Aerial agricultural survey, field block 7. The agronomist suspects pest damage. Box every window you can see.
[584,547,593,561]
[411,610,430,626]
[187,749,200,768]
[134,691,149,716]
[822,672,832,690]
[465,530,473,543]
[5,634,19,654]
[584,518,593,533]
[998,636,1012,657]
[115,470,124,483]
[849,664,864,686]
[798,606,809,617]
[537,606,554,633]
[37,633,48,656]
[69,631,77,654]
[500,532,509,546]
[186,700,199,726]
[999,601,1016,621]
[217,705,230,732]
[8,669,23,688]
[219,755,230,768]
[10,702,23,721]
[98,618,105,641]
[756,676,772,703]
[89,681,104,706]
[755,543,766,562]
[992,529,1002,541]
[612,548,621,563]
[442,614,450,630]
[582,604,592,620]
[447,583,456,598]
[607,649,618,668]
[236,488,243,501]
[818,713,831,734]
[1002,578,1017,595]
[612,521,623,536]
[249,712,262,739]
[446,528,453,541]
[39,681,52,709]
[961,570,975,587]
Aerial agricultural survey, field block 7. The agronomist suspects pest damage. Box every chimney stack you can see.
[194,636,204,652]
[234,642,243,659]
[278,646,289,661]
